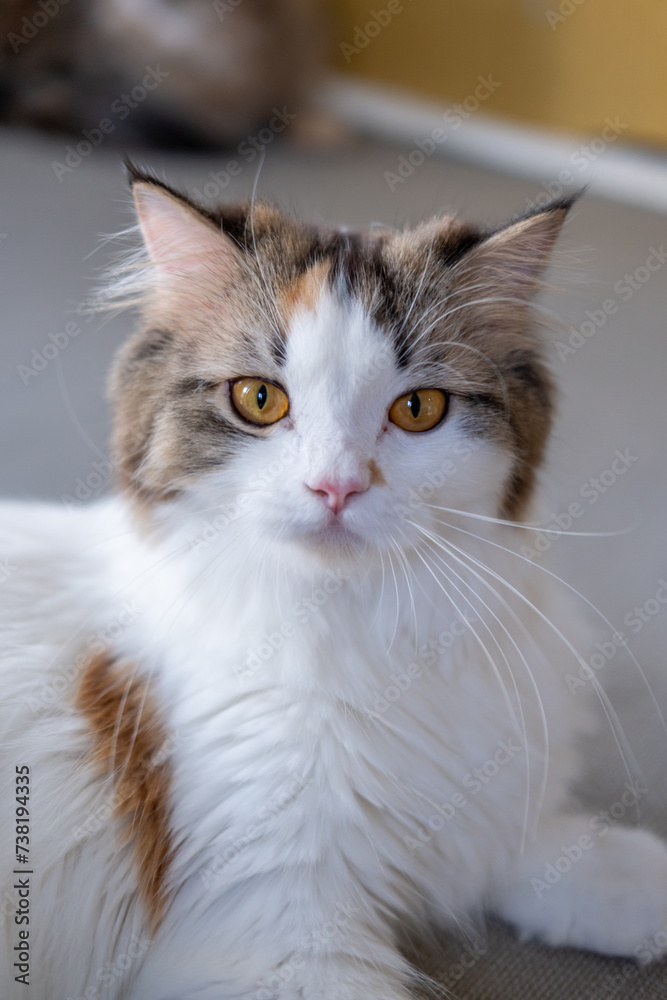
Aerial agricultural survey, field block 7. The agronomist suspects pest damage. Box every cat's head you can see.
[107,168,574,564]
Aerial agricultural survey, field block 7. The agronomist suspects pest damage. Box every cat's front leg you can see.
[240,923,416,1000]
[487,812,667,959]
[128,902,415,1000]
[129,959,414,1000]
[256,952,415,1000]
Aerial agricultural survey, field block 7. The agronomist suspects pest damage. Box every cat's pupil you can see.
[408,392,421,419]
[257,384,268,410]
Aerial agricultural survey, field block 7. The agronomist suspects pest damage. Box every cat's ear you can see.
[131,178,242,290]
[455,196,578,299]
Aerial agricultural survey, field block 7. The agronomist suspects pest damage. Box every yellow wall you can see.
[333,0,667,145]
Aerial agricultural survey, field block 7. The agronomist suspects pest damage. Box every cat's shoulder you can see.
[0,495,128,643]
[0,495,121,569]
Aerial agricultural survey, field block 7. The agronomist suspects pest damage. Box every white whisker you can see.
[427,520,643,791]
[425,507,667,743]
[422,502,640,539]
[410,541,522,737]
[412,524,552,845]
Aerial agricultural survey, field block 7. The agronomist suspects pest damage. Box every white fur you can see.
[2,290,667,999]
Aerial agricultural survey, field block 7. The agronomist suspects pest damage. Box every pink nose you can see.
[307,477,367,514]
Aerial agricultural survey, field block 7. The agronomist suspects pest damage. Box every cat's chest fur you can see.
[102,502,581,917]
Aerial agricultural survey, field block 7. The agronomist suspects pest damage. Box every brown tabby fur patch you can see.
[368,459,386,487]
[76,649,174,931]
[278,259,331,321]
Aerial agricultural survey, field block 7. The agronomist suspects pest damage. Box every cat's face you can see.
[109,173,571,563]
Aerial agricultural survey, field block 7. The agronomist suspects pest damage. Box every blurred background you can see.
[1,2,667,996]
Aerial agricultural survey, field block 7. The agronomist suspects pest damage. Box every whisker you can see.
[422,502,639,539]
[410,280,496,333]
[426,508,667,745]
[406,339,512,416]
[389,532,419,648]
[428,520,643,794]
[410,542,521,737]
[153,523,258,643]
[384,543,402,653]
[248,150,285,335]
[396,233,436,340]
[371,547,388,630]
[410,294,566,352]
[413,524,551,844]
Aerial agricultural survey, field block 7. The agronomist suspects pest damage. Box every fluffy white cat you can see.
[1,173,666,999]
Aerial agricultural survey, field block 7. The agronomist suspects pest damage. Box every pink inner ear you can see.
[134,183,239,282]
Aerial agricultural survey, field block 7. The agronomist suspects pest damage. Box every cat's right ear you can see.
[131,179,243,294]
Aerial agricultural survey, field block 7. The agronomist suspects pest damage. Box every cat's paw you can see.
[492,819,667,959]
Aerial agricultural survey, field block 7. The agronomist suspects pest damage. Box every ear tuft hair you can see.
[499,189,585,231]
[92,164,247,316]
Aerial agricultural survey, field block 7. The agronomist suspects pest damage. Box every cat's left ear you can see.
[130,175,243,291]
[452,195,578,299]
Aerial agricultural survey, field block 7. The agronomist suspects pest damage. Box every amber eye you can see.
[231,378,289,425]
[389,389,447,432]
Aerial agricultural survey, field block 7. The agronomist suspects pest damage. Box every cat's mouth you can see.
[299,513,366,552]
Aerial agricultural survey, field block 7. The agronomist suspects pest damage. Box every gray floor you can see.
[2,123,667,997]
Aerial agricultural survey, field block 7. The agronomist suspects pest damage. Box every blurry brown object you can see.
[0,0,331,147]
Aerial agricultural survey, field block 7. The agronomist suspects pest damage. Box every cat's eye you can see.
[230,378,289,425]
[389,389,447,432]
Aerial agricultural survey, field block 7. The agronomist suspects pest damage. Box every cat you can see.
[2,169,667,1000]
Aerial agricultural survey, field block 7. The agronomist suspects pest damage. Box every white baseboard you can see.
[317,74,667,216]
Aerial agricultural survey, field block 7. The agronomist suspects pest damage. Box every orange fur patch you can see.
[368,459,386,486]
[278,260,330,321]
[75,650,174,931]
